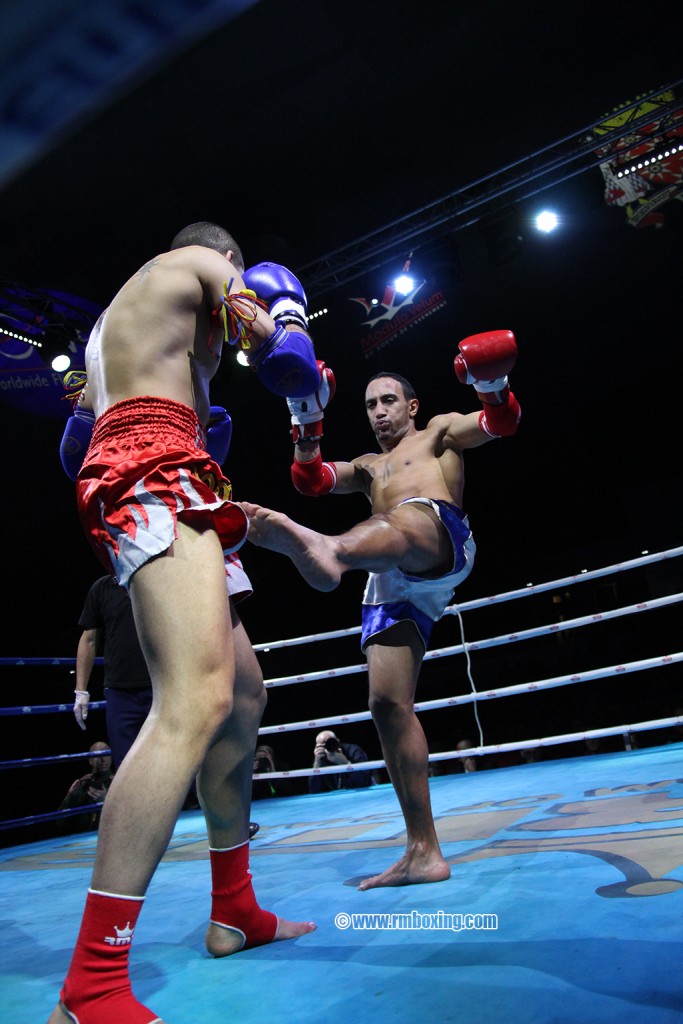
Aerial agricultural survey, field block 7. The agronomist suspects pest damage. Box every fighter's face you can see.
[364,378,417,446]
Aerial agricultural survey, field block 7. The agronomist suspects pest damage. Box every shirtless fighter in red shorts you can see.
[49,224,318,1024]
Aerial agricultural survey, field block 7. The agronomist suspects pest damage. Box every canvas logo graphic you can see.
[445,779,683,898]
[351,276,447,359]
[255,776,683,899]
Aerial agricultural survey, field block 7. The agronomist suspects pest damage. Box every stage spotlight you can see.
[391,251,419,295]
[39,328,83,373]
[534,210,559,233]
[51,353,71,372]
[394,273,415,295]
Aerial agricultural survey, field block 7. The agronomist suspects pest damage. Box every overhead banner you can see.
[350,279,447,359]
[0,338,79,418]
[594,89,683,228]
[0,282,97,418]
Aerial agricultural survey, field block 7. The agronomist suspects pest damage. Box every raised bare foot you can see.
[239,502,341,592]
[206,915,317,957]
[358,849,451,891]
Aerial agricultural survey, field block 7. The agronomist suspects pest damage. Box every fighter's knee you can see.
[174,688,233,739]
[369,690,408,719]
[214,691,234,726]
[235,687,266,734]
[232,674,266,722]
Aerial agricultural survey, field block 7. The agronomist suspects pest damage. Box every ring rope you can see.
[0,701,106,718]
[250,714,683,781]
[1,546,679,825]
[445,545,683,612]
[1,546,679,674]
[261,591,682,689]
[0,803,105,832]
[1,748,112,771]
[0,657,103,667]
[248,545,683,652]
[256,652,683,735]
[1,547,680,672]
[1,593,680,712]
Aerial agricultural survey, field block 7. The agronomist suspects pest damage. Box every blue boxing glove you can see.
[247,324,319,398]
[59,407,95,480]
[206,406,233,465]
[240,262,319,398]
[242,262,308,331]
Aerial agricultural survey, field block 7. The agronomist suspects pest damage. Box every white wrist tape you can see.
[473,375,508,394]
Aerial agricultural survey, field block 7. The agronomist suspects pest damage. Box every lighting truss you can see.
[297,79,683,300]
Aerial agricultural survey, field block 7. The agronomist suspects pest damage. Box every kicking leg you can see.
[239,502,343,591]
[240,500,448,592]
[359,623,450,890]
[199,605,316,956]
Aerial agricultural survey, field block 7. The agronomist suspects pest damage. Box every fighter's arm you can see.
[286,359,371,497]
[199,251,319,398]
[292,442,370,497]
[439,410,495,452]
[452,328,521,443]
[200,252,277,344]
[435,329,522,452]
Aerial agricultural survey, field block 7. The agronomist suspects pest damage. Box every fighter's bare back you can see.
[84,246,243,425]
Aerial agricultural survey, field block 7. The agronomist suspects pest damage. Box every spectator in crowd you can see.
[252,744,295,800]
[58,741,114,832]
[454,738,493,773]
[309,730,372,793]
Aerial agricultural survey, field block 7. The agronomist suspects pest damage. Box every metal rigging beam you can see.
[298,80,683,300]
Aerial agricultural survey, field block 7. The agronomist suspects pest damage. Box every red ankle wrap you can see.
[209,841,278,950]
[59,889,160,1024]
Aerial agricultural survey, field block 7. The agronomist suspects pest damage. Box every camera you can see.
[254,755,272,773]
[324,737,341,753]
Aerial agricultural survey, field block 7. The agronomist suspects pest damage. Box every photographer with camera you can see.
[309,730,372,793]
[57,741,114,833]
[252,744,295,801]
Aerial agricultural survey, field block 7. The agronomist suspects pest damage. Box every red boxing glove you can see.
[291,453,337,497]
[454,329,517,403]
[479,390,521,437]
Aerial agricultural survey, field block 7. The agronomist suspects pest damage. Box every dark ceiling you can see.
[0,0,681,659]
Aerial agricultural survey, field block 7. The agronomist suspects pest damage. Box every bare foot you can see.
[206,915,317,957]
[240,502,341,592]
[47,1000,164,1023]
[358,849,451,891]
